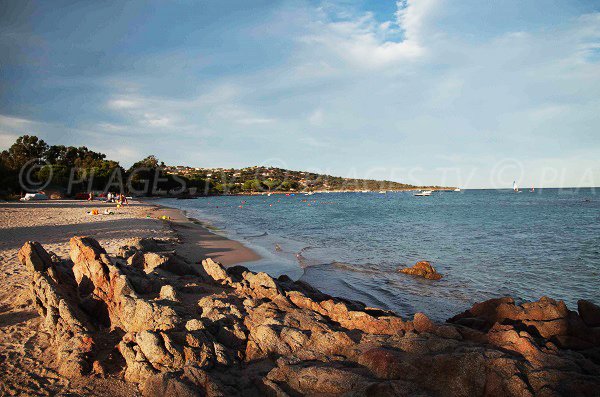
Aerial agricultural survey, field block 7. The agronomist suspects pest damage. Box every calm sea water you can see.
[161,188,599,321]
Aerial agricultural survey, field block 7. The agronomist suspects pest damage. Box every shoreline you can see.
[147,201,262,266]
[2,199,600,395]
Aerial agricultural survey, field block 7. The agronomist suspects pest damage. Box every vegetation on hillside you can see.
[0,135,447,198]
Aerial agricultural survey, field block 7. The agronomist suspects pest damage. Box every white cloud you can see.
[7,2,598,185]
[142,114,171,127]
[108,98,140,109]
[298,0,437,70]
[0,114,35,129]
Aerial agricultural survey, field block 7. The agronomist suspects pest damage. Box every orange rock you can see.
[399,261,443,280]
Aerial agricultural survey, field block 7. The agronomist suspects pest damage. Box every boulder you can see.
[578,299,600,327]
[202,258,229,283]
[448,296,598,350]
[159,285,180,302]
[399,261,443,280]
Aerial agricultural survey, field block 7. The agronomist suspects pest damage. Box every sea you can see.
[160,188,600,321]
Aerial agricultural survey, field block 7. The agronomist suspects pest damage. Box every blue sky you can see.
[1,0,599,188]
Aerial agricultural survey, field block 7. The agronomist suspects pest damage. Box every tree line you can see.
[0,135,184,198]
[1,134,438,199]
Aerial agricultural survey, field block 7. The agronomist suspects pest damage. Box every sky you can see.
[1,0,599,188]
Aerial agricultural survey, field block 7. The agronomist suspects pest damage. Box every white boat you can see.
[513,181,521,193]
[414,190,432,197]
[453,188,461,192]
[378,190,386,194]
[304,192,314,196]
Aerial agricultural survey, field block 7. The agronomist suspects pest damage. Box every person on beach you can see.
[87,192,93,201]
[116,193,128,206]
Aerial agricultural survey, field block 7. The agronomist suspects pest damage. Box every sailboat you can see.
[513,181,521,193]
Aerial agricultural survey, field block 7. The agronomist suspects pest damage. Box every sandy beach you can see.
[0,199,258,396]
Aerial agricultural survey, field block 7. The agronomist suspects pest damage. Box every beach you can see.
[1,198,600,396]
[0,199,258,396]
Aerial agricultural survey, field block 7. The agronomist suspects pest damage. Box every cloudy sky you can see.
[1,0,599,188]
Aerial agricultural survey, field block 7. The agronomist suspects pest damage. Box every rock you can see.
[579,299,600,327]
[142,372,201,397]
[92,360,106,377]
[286,290,406,335]
[70,236,181,332]
[487,323,542,360]
[127,237,162,252]
[448,296,598,350]
[18,239,600,396]
[18,241,95,377]
[142,253,170,273]
[159,285,180,302]
[18,240,54,273]
[185,319,205,331]
[413,312,435,333]
[126,251,144,267]
[357,347,414,379]
[234,269,282,300]
[267,361,374,395]
[202,258,228,283]
[128,252,171,274]
[399,261,443,280]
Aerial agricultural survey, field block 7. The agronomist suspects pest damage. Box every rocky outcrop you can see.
[20,238,600,396]
[18,241,94,377]
[399,260,443,280]
[448,296,600,350]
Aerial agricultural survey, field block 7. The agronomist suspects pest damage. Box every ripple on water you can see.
[160,189,600,321]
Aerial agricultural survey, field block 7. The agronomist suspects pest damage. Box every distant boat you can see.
[414,190,432,197]
[453,188,461,192]
[304,192,314,196]
[530,187,535,192]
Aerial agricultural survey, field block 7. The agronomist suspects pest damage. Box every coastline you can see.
[148,201,262,266]
[2,199,600,396]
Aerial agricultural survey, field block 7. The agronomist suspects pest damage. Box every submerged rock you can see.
[399,261,443,280]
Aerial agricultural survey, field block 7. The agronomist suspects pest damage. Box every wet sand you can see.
[150,204,261,266]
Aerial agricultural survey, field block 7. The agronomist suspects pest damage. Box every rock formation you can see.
[399,260,443,280]
[19,238,600,396]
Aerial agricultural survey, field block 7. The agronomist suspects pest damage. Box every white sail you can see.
[513,181,518,191]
